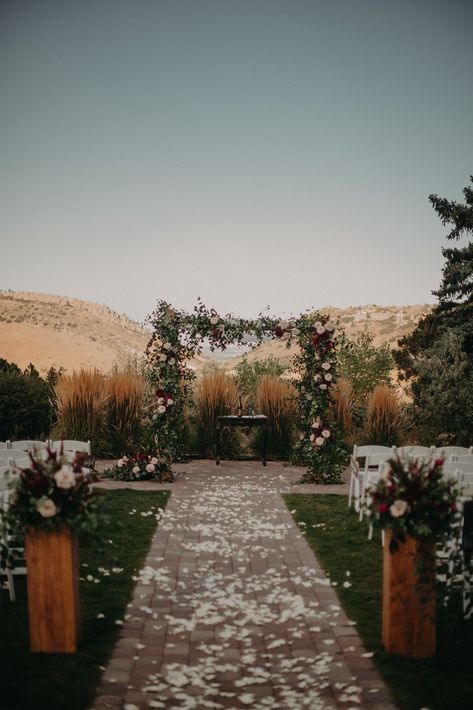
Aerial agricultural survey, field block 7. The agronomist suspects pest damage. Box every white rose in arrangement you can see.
[157,397,165,405]
[210,315,219,325]
[306,393,313,400]
[313,374,321,382]
[324,373,333,382]
[158,405,167,414]
[315,437,325,446]
[117,458,125,468]
[168,358,176,365]
[314,321,322,329]
[145,463,155,473]
[325,322,335,332]
[37,498,58,518]
[321,362,331,371]
[316,326,326,335]
[151,457,159,465]
[54,466,76,490]
[310,433,316,442]
[159,354,167,362]
[163,342,172,350]
[322,429,331,438]
[319,384,328,390]
[167,399,174,406]
[132,465,140,475]
[390,500,408,518]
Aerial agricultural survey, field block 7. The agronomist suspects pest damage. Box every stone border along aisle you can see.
[94,462,396,710]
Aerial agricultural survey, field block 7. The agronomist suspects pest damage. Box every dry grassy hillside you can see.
[0,291,149,374]
[226,303,433,369]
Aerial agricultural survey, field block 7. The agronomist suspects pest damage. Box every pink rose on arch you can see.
[322,429,331,438]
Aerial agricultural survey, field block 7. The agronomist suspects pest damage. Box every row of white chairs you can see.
[0,439,91,454]
[349,444,473,514]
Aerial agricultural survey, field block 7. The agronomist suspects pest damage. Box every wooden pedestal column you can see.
[25,526,81,653]
[382,531,436,658]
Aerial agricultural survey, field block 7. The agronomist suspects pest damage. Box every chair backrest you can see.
[8,439,48,451]
[396,445,435,457]
[436,446,471,461]
[365,452,394,469]
[0,451,12,462]
[458,470,473,496]
[442,462,464,480]
[52,440,91,455]
[353,445,395,459]
[10,456,32,469]
[457,454,473,465]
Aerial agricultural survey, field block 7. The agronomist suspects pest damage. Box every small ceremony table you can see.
[216,415,268,466]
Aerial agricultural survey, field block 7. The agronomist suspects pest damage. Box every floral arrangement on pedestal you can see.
[367,456,460,549]
[102,453,173,482]
[1,448,99,536]
[145,299,345,483]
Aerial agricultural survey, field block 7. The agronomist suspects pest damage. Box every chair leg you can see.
[348,474,354,507]
[6,567,15,602]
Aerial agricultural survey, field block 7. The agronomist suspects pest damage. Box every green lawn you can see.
[284,494,473,710]
[0,488,170,710]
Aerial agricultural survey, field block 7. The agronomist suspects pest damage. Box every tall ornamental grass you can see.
[254,375,296,460]
[194,371,241,459]
[331,378,354,440]
[53,369,108,451]
[364,383,404,446]
[105,369,146,456]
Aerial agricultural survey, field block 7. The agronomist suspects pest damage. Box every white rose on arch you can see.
[324,373,333,382]
[321,362,331,371]
[319,383,328,390]
[145,463,155,473]
[325,321,335,332]
[315,437,325,446]
[310,433,316,442]
[132,465,140,475]
[158,405,167,414]
[316,326,326,335]
[167,398,174,406]
[210,315,219,325]
[322,429,331,438]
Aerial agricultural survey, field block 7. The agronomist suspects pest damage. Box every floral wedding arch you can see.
[145,299,345,484]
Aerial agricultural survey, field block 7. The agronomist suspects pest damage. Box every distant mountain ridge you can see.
[0,291,433,374]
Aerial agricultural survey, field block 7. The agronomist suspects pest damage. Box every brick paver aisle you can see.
[94,462,395,710]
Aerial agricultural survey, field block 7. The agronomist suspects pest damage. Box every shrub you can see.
[364,384,403,446]
[337,329,394,405]
[53,369,108,454]
[235,355,288,408]
[0,360,53,440]
[105,369,146,456]
[254,375,296,459]
[193,370,241,459]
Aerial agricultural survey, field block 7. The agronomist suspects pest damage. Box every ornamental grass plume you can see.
[364,383,404,446]
[194,370,240,458]
[331,378,354,438]
[255,375,296,459]
[105,368,145,456]
[54,369,107,451]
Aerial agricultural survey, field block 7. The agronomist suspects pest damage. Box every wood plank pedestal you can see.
[383,531,436,658]
[25,527,81,653]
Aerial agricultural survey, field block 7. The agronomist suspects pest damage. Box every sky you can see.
[1,0,472,324]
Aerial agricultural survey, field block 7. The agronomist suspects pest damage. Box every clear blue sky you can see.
[1,0,472,322]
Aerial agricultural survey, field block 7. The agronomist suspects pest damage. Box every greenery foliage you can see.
[104,368,146,456]
[337,329,394,405]
[0,359,53,441]
[234,354,288,407]
[395,176,473,445]
[53,370,108,454]
[193,370,241,459]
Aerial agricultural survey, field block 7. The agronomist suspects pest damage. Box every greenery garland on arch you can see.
[145,299,346,483]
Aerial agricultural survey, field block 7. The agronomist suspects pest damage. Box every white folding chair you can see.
[457,455,473,466]
[51,440,91,455]
[456,466,473,497]
[442,462,466,481]
[396,445,435,465]
[359,453,394,521]
[0,466,23,603]
[8,440,48,452]
[348,445,394,512]
[437,446,472,462]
